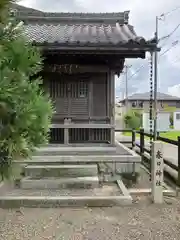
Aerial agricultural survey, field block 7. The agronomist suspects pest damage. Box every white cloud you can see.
[19,0,35,7]
[168,84,180,97]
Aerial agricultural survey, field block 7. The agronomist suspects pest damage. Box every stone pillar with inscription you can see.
[151,141,164,203]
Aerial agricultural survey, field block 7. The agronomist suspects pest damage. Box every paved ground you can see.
[0,197,180,240]
[116,133,178,167]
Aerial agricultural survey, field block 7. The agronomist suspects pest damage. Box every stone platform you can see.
[15,141,141,174]
[0,142,139,208]
[33,145,131,156]
[21,176,99,189]
[0,181,132,208]
[24,164,98,178]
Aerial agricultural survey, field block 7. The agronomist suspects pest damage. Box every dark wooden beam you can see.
[42,54,125,75]
[38,43,158,52]
[43,49,146,59]
[43,64,110,73]
[43,55,125,67]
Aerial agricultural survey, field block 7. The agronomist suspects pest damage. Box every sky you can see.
[19,0,180,99]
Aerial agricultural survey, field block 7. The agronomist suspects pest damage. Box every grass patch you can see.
[160,131,180,141]
[123,132,141,138]
[123,132,134,137]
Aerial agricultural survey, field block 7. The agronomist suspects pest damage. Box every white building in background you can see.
[143,112,170,132]
[173,112,180,130]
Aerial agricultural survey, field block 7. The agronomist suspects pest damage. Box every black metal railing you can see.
[115,128,180,187]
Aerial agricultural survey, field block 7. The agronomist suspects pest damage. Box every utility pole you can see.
[124,64,132,114]
[154,16,159,140]
[154,7,180,139]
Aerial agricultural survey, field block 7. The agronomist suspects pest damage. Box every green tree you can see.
[124,110,142,129]
[0,0,54,179]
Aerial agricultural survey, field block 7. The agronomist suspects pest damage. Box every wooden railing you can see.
[115,128,180,187]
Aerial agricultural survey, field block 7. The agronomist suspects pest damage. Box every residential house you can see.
[119,92,180,114]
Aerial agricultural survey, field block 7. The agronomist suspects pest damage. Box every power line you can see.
[122,5,180,89]
[127,64,145,80]
[159,6,180,19]
[158,7,180,47]
[128,20,180,80]
[160,39,179,57]
[165,23,180,37]
[126,39,179,82]
[120,7,180,96]
[160,23,180,47]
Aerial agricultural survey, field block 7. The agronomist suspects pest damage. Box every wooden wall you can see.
[42,69,115,144]
[43,72,109,123]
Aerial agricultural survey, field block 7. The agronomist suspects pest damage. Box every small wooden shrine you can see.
[14,4,157,145]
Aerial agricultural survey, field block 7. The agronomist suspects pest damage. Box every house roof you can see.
[122,92,180,101]
[12,4,156,50]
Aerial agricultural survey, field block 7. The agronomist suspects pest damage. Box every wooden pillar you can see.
[89,79,93,142]
[109,70,115,145]
[89,79,93,120]
[64,118,70,145]
[107,72,110,120]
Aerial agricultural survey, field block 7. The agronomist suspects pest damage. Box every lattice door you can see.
[49,78,69,116]
[49,76,89,118]
[69,78,89,117]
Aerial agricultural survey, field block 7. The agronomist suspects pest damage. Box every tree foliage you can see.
[124,110,142,129]
[0,0,54,179]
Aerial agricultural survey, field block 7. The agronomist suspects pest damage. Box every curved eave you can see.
[33,42,159,52]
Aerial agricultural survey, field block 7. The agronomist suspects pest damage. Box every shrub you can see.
[169,113,174,127]
[0,1,54,179]
[124,110,141,129]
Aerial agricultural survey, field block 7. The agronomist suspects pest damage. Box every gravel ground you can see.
[0,196,180,240]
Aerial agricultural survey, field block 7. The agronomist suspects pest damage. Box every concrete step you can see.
[0,183,132,208]
[21,176,99,189]
[0,196,132,208]
[24,164,98,178]
[33,146,117,156]
[16,154,140,165]
[16,155,141,175]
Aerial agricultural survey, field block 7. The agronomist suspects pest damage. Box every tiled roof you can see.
[23,12,129,23]
[23,22,147,46]
[13,4,129,23]
[123,92,180,101]
[13,4,156,48]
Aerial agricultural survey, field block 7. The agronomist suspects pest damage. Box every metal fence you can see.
[115,128,180,187]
